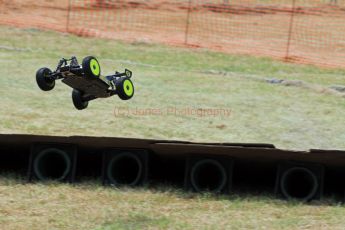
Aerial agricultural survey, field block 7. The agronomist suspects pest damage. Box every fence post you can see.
[184,0,192,45]
[285,0,296,61]
[66,0,72,33]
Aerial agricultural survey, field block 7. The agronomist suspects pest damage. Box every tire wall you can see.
[1,134,345,201]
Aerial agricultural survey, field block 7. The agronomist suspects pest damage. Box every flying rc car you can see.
[36,56,134,110]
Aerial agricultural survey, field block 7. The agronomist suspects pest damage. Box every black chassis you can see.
[47,56,132,101]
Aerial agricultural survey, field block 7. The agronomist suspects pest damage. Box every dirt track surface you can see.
[1,0,345,68]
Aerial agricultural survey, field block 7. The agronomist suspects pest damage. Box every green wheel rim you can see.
[90,59,100,76]
[123,79,134,96]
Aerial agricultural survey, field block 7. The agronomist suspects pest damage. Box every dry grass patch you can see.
[1,176,345,230]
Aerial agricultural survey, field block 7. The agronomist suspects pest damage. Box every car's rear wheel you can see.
[72,89,88,110]
[116,77,134,100]
[82,56,101,78]
[36,67,55,91]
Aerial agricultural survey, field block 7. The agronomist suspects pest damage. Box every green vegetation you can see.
[1,26,345,150]
[1,26,345,229]
[1,175,345,230]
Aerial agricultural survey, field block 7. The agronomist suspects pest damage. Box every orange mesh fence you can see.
[1,0,345,68]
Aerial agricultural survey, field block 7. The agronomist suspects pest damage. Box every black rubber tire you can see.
[36,67,55,91]
[82,56,101,78]
[116,77,134,100]
[106,152,143,186]
[72,89,89,110]
[33,148,72,181]
[280,167,318,202]
[190,159,227,193]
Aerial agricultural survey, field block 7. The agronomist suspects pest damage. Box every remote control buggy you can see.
[36,56,134,110]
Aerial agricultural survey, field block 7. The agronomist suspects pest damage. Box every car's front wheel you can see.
[116,77,134,100]
[72,89,89,110]
[36,67,55,91]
